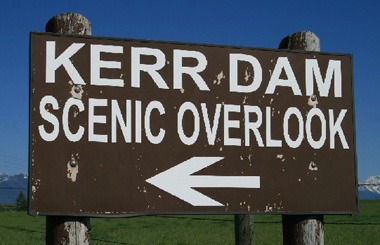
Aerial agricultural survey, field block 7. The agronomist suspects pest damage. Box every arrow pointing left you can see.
[146,157,261,206]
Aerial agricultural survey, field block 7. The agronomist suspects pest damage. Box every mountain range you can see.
[0,173,379,204]
[358,175,380,200]
[0,173,28,204]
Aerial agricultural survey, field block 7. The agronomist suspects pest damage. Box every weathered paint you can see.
[30,29,356,216]
[67,154,79,182]
[307,95,319,108]
[69,80,84,100]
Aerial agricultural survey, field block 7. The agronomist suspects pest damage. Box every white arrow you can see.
[146,157,260,206]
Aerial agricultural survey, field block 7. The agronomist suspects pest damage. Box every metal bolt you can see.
[74,86,81,93]
[70,160,77,167]
[310,95,317,101]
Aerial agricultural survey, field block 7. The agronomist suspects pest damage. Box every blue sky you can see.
[0,0,379,182]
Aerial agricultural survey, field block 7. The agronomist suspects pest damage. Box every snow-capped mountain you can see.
[1,173,379,204]
[359,176,380,200]
[0,173,28,204]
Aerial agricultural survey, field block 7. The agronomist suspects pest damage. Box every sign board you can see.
[29,33,357,216]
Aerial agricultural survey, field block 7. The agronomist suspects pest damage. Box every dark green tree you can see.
[15,191,27,211]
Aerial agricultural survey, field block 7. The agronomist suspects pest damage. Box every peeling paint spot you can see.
[309,161,318,171]
[69,80,84,100]
[265,205,273,212]
[244,68,251,82]
[248,154,253,161]
[307,95,318,108]
[242,96,248,104]
[213,71,225,85]
[277,154,284,159]
[298,178,302,182]
[180,88,185,93]
[67,154,79,182]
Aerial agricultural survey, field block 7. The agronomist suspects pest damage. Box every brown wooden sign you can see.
[29,32,357,216]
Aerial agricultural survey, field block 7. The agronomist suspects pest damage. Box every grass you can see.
[0,200,379,244]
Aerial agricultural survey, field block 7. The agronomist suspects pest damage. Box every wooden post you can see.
[279,31,324,245]
[278,31,320,52]
[45,13,91,245]
[234,214,255,245]
[282,215,324,245]
[46,216,91,244]
[46,12,91,35]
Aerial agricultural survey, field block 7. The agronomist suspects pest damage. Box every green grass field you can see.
[0,200,379,244]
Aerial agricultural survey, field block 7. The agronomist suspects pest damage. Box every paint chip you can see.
[67,153,79,182]
[309,161,318,171]
[69,80,84,100]
[217,71,225,85]
[244,68,251,82]
[307,95,318,108]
